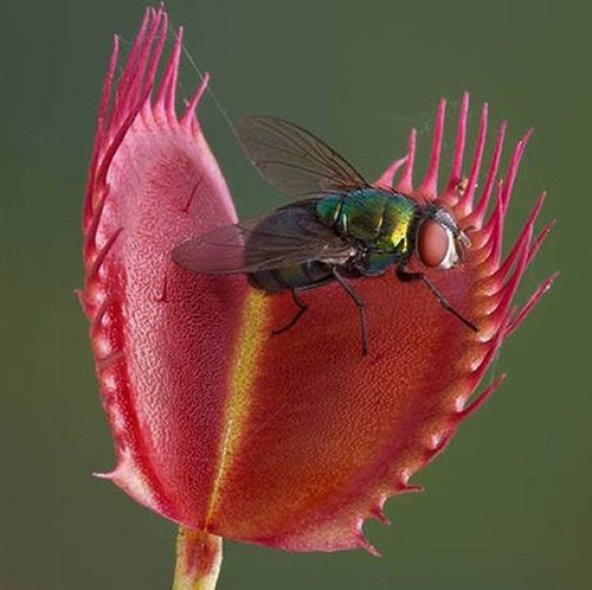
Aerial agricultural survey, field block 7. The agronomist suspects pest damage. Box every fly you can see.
[173,116,477,356]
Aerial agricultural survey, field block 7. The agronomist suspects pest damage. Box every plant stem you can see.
[172,527,223,590]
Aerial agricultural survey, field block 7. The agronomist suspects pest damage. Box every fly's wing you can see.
[237,115,368,197]
[172,203,354,274]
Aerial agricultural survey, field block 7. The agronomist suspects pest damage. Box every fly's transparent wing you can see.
[172,203,354,274]
[237,115,368,197]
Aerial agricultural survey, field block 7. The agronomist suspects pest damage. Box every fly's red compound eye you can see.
[417,219,455,269]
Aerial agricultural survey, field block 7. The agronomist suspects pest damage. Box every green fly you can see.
[173,116,477,355]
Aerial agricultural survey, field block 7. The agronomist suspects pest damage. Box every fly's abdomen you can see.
[248,260,333,293]
[316,188,418,276]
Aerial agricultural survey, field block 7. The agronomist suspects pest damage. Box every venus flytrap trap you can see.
[80,6,557,589]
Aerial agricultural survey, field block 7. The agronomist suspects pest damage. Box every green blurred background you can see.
[1,0,589,588]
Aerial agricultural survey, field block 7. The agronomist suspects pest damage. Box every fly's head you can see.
[415,204,472,270]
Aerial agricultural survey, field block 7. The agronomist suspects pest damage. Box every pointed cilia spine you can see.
[360,91,557,534]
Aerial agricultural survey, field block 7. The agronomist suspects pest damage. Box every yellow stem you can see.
[172,527,223,590]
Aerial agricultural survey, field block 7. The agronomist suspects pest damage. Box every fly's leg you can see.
[396,266,478,332]
[272,290,308,336]
[332,268,368,356]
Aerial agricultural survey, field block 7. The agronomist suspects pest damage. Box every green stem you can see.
[172,527,223,590]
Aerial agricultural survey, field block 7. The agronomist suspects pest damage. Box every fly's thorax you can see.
[373,196,418,255]
[339,189,390,240]
[316,188,417,246]
[356,197,417,276]
[315,189,419,277]
[315,189,420,273]
[316,189,385,238]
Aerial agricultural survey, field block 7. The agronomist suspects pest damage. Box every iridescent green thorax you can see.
[316,188,418,274]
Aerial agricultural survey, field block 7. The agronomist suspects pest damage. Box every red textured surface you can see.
[82,8,246,525]
[82,8,556,553]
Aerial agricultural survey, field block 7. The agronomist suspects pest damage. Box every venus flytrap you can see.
[81,7,556,589]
